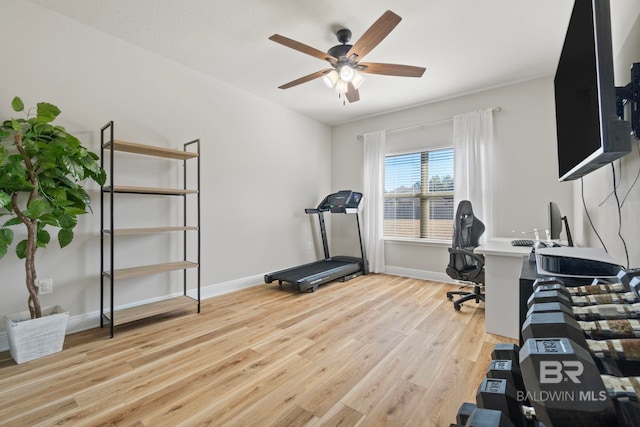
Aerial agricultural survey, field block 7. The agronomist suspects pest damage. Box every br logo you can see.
[540,361,584,384]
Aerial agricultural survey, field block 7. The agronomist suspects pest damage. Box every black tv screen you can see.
[554,0,631,181]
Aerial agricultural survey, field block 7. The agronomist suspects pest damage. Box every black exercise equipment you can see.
[464,408,516,427]
[520,337,640,427]
[476,378,528,427]
[491,343,520,362]
[264,190,368,292]
[455,402,478,425]
[527,276,640,323]
[528,302,640,339]
[487,360,527,404]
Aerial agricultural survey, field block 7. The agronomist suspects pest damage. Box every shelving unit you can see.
[100,121,200,337]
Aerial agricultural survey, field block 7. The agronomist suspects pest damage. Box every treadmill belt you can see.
[290,260,351,276]
[269,259,360,286]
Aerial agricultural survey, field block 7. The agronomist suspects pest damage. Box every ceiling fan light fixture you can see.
[351,71,365,90]
[335,79,348,94]
[339,65,355,82]
[322,70,339,88]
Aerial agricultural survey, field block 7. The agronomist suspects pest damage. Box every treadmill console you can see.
[317,190,363,213]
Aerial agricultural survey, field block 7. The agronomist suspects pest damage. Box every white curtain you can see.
[363,131,386,273]
[453,109,495,240]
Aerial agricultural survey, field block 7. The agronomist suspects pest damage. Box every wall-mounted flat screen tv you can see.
[554,0,631,182]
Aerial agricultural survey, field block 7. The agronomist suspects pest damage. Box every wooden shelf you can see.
[103,140,198,160]
[104,226,198,235]
[102,185,198,195]
[100,122,200,337]
[103,261,198,280]
[106,296,198,326]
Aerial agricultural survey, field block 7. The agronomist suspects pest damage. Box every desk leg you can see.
[484,254,523,339]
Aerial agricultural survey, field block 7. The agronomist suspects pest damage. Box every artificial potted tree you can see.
[0,96,105,363]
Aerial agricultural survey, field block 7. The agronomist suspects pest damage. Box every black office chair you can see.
[445,200,485,311]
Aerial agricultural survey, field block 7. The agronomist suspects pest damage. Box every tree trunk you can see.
[25,220,40,319]
[12,133,42,319]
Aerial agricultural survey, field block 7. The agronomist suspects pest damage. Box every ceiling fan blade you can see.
[269,34,337,63]
[346,83,360,103]
[346,10,402,61]
[359,62,425,77]
[278,69,333,89]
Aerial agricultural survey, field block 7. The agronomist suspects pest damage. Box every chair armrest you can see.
[448,247,485,270]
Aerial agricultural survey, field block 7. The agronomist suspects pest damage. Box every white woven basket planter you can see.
[5,305,69,364]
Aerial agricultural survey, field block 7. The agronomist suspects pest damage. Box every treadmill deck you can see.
[264,257,362,292]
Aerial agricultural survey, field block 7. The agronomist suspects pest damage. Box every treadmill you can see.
[264,190,369,292]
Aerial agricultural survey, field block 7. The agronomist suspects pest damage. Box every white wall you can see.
[0,0,331,336]
[575,1,640,268]
[331,77,573,279]
[331,0,640,277]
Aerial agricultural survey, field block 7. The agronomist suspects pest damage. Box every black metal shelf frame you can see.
[99,121,201,337]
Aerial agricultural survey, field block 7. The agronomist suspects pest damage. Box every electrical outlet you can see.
[38,278,53,295]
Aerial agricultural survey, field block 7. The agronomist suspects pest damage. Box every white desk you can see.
[476,238,532,339]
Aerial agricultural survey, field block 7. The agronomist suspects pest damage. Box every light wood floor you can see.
[0,274,516,426]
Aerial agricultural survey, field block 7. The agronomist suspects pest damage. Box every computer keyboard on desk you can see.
[511,239,534,247]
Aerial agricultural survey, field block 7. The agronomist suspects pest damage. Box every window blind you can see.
[384,148,454,240]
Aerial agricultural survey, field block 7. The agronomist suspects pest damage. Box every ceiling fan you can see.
[269,10,426,104]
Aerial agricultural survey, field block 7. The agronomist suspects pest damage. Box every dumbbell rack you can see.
[452,269,640,427]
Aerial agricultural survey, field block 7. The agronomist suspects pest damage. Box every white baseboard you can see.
[0,274,264,353]
[384,266,457,284]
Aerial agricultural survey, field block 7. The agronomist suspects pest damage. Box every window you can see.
[384,148,454,240]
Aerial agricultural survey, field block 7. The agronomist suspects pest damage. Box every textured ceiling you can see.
[27,0,576,126]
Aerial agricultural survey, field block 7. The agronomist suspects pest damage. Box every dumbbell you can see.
[521,311,640,377]
[532,268,640,297]
[476,378,525,427]
[478,344,542,427]
[454,402,478,426]
[450,407,516,427]
[528,286,639,308]
[529,299,640,322]
[488,344,527,401]
[528,302,640,339]
[520,337,640,427]
[532,277,620,298]
[530,273,640,307]
[455,344,533,427]
[455,345,520,423]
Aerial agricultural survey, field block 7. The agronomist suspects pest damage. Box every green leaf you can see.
[38,214,59,227]
[57,213,77,229]
[37,229,50,248]
[0,228,13,245]
[11,97,24,112]
[58,228,73,248]
[15,239,27,259]
[61,156,84,180]
[64,207,87,216]
[0,243,7,259]
[36,102,61,124]
[0,191,10,209]
[3,217,23,227]
[95,168,107,186]
[27,199,50,219]
[11,119,22,132]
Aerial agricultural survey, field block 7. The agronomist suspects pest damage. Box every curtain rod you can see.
[356,106,502,141]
